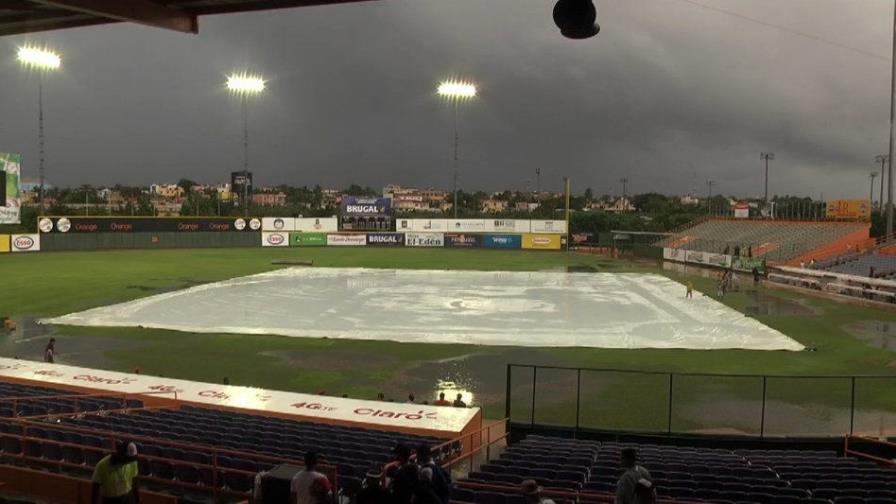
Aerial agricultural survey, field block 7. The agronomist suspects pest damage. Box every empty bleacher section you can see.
[821,253,896,279]
[658,219,870,264]
[455,434,896,504]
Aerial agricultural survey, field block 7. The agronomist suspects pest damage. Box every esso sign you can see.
[13,236,34,249]
[267,234,285,245]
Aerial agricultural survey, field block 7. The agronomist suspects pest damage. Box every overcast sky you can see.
[0,0,893,198]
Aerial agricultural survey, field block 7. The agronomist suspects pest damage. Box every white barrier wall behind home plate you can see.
[0,358,481,438]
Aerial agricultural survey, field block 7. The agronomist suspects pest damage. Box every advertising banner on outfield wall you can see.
[663,247,685,261]
[327,234,367,246]
[447,219,488,232]
[366,233,405,246]
[685,250,732,268]
[400,219,448,232]
[0,234,9,253]
[522,233,562,250]
[530,220,568,234]
[262,217,295,231]
[38,217,258,233]
[444,233,482,248]
[490,219,531,233]
[482,234,522,249]
[732,256,767,274]
[289,232,327,247]
[0,153,21,225]
[262,232,289,247]
[405,232,445,247]
[11,234,39,252]
[296,217,338,232]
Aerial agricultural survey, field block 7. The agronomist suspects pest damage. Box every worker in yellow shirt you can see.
[92,441,140,504]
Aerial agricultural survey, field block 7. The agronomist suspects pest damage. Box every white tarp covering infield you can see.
[44,268,804,351]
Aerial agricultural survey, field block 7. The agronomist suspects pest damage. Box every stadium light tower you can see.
[437,79,477,219]
[17,45,61,214]
[226,72,265,218]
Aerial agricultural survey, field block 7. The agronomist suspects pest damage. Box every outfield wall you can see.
[41,231,261,251]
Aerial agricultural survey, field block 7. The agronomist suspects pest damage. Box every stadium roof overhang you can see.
[0,0,376,37]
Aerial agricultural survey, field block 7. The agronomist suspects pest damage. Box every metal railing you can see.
[432,418,509,475]
[506,364,896,438]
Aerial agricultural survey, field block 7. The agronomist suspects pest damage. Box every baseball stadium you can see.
[2,1,896,504]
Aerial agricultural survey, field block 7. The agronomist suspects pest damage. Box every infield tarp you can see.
[44,268,804,351]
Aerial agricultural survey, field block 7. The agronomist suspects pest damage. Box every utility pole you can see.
[760,152,775,213]
[877,154,889,212]
[620,177,628,212]
[887,0,896,234]
[706,179,715,216]
[871,172,879,208]
[535,168,541,194]
[564,176,571,252]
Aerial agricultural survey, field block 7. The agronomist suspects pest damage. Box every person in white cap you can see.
[91,440,140,504]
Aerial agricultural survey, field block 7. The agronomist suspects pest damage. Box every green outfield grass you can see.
[3,247,896,435]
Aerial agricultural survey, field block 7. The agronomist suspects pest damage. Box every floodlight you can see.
[226,73,265,95]
[17,46,61,70]
[437,80,477,100]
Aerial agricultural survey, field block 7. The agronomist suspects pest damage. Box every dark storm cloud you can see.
[0,0,892,198]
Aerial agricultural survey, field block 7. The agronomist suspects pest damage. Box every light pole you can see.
[887,0,896,234]
[437,79,477,219]
[620,177,628,212]
[877,154,889,213]
[760,152,775,215]
[17,46,61,215]
[871,171,879,208]
[706,179,715,215]
[226,73,265,218]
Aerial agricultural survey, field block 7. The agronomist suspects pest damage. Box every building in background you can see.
[383,185,449,212]
[252,191,287,206]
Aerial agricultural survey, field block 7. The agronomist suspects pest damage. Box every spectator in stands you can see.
[453,394,467,407]
[433,392,451,406]
[734,245,740,257]
[408,393,416,403]
[291,450,332,504]
[91,440,139,504]
[685,281,693,299]
[356,469,389,504]
[417,444,451,504]
[748,245,753,258]
[389,444,418,504]
[44,338,56,363]
[723,244,730,255]
[616,448,652,504]
[376,392,386,401]
[521,479,556,504]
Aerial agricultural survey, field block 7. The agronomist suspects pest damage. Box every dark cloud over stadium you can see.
[0,0,891,198]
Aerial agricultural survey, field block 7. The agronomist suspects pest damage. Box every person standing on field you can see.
[44,338,56,363]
